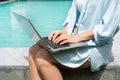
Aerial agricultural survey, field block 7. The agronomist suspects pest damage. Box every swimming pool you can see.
[0,1,71,47]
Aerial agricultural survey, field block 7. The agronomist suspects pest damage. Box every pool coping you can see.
[0,47,29,69]
[0,46,120,70]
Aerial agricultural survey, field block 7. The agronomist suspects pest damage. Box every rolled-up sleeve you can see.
[93,1,120,46]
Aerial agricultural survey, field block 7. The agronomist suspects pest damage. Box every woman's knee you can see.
[35,48,55,62]
[28,50,36,63]
[28,46,56,67]
[28,44,42,61]
[29,44,41,55]
[34,49,56,67]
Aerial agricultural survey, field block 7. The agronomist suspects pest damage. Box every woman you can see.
[28,0,120,80]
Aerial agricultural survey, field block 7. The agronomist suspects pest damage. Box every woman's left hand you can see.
[53,34,81,45]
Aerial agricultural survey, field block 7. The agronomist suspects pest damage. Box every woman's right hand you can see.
[48,30,66,41]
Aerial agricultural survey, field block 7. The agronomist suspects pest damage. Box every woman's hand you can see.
[49,29,94,45]
[53,34,81,45]
[48,30,66,41]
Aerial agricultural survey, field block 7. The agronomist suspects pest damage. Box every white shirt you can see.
[75,0,85,29]
[76,0,84,11]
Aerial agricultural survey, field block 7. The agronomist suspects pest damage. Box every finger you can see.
[54,34,68,43]
[48,32,55,40]
[53,35,62,43]
[52,33,59,41]
[54,34,66,41]
[48,35,52,40]
[48,35,53,40]
[55,36,67,44]
[60,40,69,45]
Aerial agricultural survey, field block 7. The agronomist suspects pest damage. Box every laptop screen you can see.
[13,12,41,43]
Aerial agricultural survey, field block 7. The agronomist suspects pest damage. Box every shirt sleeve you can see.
[93,1,120,46]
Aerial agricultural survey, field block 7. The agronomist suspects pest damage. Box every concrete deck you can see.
[0,30,120,80]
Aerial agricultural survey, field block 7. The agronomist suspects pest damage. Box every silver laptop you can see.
[13,12,88,53]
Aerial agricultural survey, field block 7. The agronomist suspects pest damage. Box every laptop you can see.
[13,12,88,53]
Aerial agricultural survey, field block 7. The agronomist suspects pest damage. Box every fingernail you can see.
[60,43,62,45]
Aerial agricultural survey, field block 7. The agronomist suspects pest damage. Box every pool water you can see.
[0,1,71,47]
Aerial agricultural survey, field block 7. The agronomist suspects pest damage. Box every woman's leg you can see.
[34,48,63,80]
[28,44,63,80]
[28,44,90,80]
[28,44,42,80]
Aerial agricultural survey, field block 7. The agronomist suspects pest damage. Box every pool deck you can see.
[0,30,120,80]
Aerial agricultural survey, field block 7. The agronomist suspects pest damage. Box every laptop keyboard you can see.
[42,37,69,49]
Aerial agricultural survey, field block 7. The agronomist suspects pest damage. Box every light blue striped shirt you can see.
[53,0,120,72]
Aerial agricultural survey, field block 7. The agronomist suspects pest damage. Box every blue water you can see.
[0,1,71,47]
